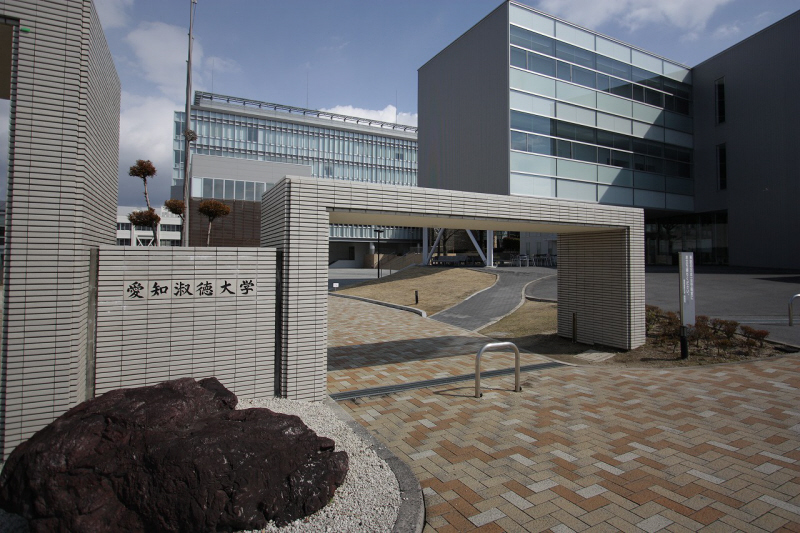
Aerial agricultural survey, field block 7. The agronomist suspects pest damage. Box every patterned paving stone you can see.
[328,296,554,394]
[330,297,800,531]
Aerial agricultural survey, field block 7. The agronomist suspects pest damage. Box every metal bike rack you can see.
[475,342,521,398]
[790,294,800,326]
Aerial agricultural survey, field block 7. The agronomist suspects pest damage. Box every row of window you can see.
[510,172,694,210]
[117,223,182,232]
[178,148,418,187]
[511,111,692,162]
[116,239,182,247]
[178,110,414,142]
[176,113,418,167]
[511,131,691,178]
[511,46,691,115]
[329,224,421,241]
[510,25,691,99]
[192,177,270,202]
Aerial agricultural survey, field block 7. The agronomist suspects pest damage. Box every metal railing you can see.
[194,91,418,132]
[790,294,800,326]
[475,342,521,398]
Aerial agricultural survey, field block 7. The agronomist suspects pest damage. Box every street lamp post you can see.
[374,229,385,279]
[181,0,198,247]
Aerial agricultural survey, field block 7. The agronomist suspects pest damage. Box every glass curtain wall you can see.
[173,111,417,188]
[174,107,419,245]
[645,211,728,265]
[508,5,693,211]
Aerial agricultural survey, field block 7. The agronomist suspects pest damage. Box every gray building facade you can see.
[420,1,798,269]
[686,11,800,269]
[173,93,421,255]
[420,2,693,210]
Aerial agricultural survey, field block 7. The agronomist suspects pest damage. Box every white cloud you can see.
[124,21,204,101]
[94,0,134,30]
[535,0,733,34]
[321,105,418,127]
[712,22,741,39]
[204,56,241,75]
[115,20,242,204]
[117,91,179,205]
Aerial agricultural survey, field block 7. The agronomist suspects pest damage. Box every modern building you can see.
[172,92,421,263]
[116,206,182,247]
[419,2,799,269]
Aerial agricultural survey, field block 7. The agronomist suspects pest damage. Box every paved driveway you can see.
[331,297,800,532]
[526,267,800,347]
[431,267,554,331]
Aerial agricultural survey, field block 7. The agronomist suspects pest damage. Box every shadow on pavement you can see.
[328,335,491,370]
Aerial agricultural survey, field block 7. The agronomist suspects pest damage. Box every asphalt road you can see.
[525,266,800,348]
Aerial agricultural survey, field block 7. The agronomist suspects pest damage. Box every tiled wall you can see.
[0,0,121,457]
[95,247,276,398]
[262,180,329,401]
[558,229,646,348]
[262,176,645,400]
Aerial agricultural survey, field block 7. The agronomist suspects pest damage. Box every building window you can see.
[716,143,727,190]
[116,238,131,246]
[117,222,131,230]
[715,78,725,124]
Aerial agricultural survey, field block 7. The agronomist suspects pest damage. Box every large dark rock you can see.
[0,378,348,533]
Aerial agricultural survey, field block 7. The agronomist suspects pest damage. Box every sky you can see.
[94,0,800,207]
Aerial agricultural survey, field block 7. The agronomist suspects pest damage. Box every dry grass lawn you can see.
[336,266,496,316]
[479,300,588,357]
[480,300,791,367]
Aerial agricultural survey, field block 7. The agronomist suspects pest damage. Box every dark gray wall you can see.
[418,3,510,195]
[692,11,800,269]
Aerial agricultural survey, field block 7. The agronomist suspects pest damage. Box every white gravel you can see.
[0,398,400,533]
[237,397,400,533]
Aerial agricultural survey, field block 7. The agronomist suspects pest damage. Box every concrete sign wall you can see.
[95,247,276,398]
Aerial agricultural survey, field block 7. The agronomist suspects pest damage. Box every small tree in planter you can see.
[164,199,186,246]
[164,199,185,224]
[129,160,159,245]
[128,209,161,247]
[129,159,157,209]
[198,199,231,246]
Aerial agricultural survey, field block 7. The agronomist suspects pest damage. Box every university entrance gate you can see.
[262,176,645,401]
[2,175,645,456]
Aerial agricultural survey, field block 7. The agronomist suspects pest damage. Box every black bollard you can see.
[680,326,689,359]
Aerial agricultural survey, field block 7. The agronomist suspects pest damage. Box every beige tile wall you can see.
[0,0,120,457]
[95,247,276,398]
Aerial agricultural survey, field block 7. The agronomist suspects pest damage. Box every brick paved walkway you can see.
[328,296,554,395]
[330,297,800,532]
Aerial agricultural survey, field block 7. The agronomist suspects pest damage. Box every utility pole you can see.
[181,0,198,247]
